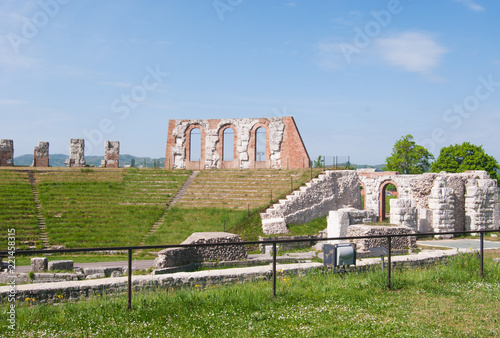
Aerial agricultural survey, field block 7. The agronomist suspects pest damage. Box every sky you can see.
[0,0,499,165]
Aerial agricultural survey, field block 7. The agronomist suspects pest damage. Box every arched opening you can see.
[189,128,201,162]
[255,127,266,162]
[379,181,399,222]
[222,128,235,161]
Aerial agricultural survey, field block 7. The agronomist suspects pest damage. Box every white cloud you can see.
[375,32,448,74]
[454,0,485,12]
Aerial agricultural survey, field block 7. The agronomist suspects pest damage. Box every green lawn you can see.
[0,171,40,249]
[3,252,500,336]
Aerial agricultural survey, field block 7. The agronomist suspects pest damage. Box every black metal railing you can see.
[1,229,498,309]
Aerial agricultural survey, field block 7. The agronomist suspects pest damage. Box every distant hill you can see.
[13,154,165,168]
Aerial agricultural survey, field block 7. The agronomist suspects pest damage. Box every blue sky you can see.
[1,0,499,165]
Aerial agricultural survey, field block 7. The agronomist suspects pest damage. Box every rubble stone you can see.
[33,142,49,167]
[155,232,247,269]
[65,139,85,167]
[0,139,14,166]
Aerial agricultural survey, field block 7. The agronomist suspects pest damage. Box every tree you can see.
[431,142,499,181]
[383,134,434,174]
[313,155,323,168]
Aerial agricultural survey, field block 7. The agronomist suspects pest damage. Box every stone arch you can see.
[249,121,271,169]
[378,180,399,222]
[185,124,205,169]
[217,124,238,169]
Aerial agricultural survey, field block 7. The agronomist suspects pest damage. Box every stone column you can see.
[390,198,418,231]
[465,178,498,232]
[101,141,119,168]
[428,177,455,239]
[0,139,14,166]
[33,142,49,167]
[65,139,85,167]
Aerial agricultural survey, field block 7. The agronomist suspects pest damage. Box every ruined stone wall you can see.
[347,225,417,251]
[155,232,247,269]
[101,141,119,168]
[359,170,499,235]
[0,139,14,166]
[33,142,49,167]
[261,169,498,236]
[164,116,310,170]
[260,171,361,234]
[65,139,85,167]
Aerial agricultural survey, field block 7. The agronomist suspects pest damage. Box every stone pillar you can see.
[465,178,498,232]
[65,139,85,167]
[390,198,418,231]
[101,141,119,168]
[428,177,455,239]
[33,142,49,167]
[0,139,14,166]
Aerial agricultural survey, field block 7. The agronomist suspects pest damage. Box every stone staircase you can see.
[140,171,200,244]
[27,171,50,248]
[259,171,359,234]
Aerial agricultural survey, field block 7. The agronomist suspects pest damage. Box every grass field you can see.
[0,171,40,249]
[3,252,499,336]
[35,169,190,248]
[0,168,325,250]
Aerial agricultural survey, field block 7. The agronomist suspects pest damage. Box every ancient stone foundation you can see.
[33,141,49,167]
[347,224,417,252]
[101,141,120,168]
[65,139,85,167]
[165,116,310,170]
[262,169,499,237]
[155,232,247,269]
[0,139,14,166]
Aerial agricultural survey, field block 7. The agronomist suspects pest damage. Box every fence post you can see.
[128,248,132,310]
[480,231,484,278]
[387,236,392,289]
[290,176,293,192]
[270,189,272,203]
[273,242,277,297]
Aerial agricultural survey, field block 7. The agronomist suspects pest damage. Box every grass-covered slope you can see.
[34,169,190,248]
[0,168,325,249]
[0,170,40,250]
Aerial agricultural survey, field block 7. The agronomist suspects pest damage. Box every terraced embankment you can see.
[0,168,324,249]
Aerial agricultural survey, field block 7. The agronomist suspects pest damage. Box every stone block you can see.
[48,260,74,271]
[31,257,47,272]
[0,139,14,166]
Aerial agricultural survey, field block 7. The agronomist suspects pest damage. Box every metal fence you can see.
[1,229,498,309]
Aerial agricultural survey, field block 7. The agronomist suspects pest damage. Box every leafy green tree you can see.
[383,134,434,174]
[313,155,323,168]
[431,142,499,181]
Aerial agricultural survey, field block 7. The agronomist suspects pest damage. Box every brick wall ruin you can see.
[101,141,119,168]
[65,139,85,167]
[262,169,499,237]
[33,142,49,167]
[164,116,310,170]
[0,139,14,166]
